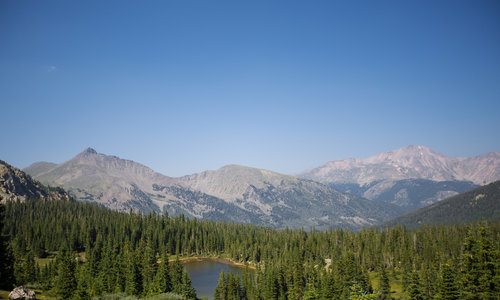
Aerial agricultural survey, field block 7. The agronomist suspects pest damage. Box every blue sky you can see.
[1,0,499,177]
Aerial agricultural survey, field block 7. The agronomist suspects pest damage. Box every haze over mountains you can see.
[299,145,500,210]
[23,148,402,230]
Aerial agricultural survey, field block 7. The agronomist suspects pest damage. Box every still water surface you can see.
[183,259,246,300]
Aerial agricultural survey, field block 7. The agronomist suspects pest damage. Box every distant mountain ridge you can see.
[23,148,403,230]
[300,145,500,185]
[180,164,403,229]
[381,181,500,229]
[299,145,499,209]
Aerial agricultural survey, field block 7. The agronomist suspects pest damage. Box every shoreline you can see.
[170,256,256,270]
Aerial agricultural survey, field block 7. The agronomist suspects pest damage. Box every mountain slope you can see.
[329,179,479,211]
[0,160,70,202]
[299,145,499,209]
[23,148,253,223]
[25,149,403,230]
[22,161,57,177]
[180,165,403,229]
[381,181,500,229]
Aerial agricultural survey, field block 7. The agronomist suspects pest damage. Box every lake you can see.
[183,258,248,300]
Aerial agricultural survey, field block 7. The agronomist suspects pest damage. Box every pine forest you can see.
[1,198,499,299]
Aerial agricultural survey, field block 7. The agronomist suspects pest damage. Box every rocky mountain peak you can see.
[83,147,98,155]
[299,145,500,185]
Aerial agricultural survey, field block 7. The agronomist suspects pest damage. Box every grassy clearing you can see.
[92,292,183,299]
[369,270,406,299]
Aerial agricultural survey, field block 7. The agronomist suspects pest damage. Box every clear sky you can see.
[1,0,499,177]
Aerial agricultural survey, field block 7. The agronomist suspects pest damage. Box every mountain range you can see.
[2,144,498,230]
[23,148,402,230]
[299,145,499,210]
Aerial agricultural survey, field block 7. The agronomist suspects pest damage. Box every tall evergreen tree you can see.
[142,237,158,295]
[379,266,391,299]
[125,244,142,296]
[214,270,227,300]
[180,270,197,299]
[477,224,499,299]
[54,246,77,299]
[21,251,36,284]
[0,203,15,289]
[407,269,424,300]
[152,251,172,294]
[435,264,459,300]
[461,228,481,299]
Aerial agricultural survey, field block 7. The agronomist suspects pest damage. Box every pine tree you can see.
[477,224,498,299]
[142,237,158,295]
[180,270,197,299]
[73,262,91,300]
[55,246,77,299]
[461,228,481,299]
[214,270,227,300]
[152,251,172,294]
[379,266,391,299]
[435,264,459,300]
[407,269,424,300]
[227,272,241,300]
[170,256,184,294]
[303,280,319,300]
[288,257,305,300]
[125,244,142,296]
[0,203,15,290]
[22,251,36,284]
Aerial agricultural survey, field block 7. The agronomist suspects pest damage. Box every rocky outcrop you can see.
[0,160,70,203]
[8,286,36,300]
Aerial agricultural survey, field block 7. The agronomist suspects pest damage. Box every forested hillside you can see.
[382,181,500,229]
[1,198,499,299]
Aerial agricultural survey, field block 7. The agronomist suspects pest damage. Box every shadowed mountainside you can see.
[381,181,500,229]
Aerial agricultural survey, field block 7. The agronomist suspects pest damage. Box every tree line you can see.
[1,198,499,299]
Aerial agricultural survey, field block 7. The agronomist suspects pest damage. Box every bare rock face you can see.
[8,286,36,300]
[0,160,70,203]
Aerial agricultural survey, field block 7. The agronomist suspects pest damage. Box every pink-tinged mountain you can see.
[299,145,499,210]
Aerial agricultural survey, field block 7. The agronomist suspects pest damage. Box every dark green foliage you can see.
[407,269,424,300]
[0,203,15,289]
[21,251,37,284]
[152,251,172,294]
[214,270,243,300]
[435,264,459,300]
[460,223,500,299]
[2,197,500,299]
[214,270,226,300]
[379,266,390,299]
[180,271,197,299]
[170,257,184,295]
[55,246,77,299]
